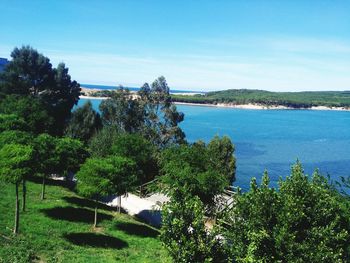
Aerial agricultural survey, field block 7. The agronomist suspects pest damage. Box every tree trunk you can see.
[118,195,121,214]
[94,200,98,228]
[14,183,19,234]
[41,176,46,200]
[22,179,26,212]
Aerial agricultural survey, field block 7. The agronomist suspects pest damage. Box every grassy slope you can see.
[172,89,350,108]
[0,180,169,263]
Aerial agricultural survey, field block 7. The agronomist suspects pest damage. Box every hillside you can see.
[0,58,9,72]
[171,89,350,108]
[0,179,169,263]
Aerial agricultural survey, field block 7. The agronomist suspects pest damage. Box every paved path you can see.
[106,193,169,227]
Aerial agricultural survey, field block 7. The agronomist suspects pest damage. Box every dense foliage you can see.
[0,95,54,134]
[65,100,102,143]
[0,46,80,135]
[0,144,33,233]
[99,77,186,148]
[161,195,230,263]
[111,133,158,185]
[160,136,236,211]
[222,162,350,262]
[172,89,350,108]
[76,156,138,226]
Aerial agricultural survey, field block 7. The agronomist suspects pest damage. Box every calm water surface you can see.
[78,99,350,191]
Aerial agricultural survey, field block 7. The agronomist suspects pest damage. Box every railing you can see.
[135,178,159,198]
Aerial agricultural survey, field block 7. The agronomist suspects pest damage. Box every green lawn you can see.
[0,180,170,263]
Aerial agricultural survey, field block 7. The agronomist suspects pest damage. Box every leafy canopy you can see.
[0,114,28,132]
[111,133,158,185]
[0,144,33,184]
[65,100,102,143]
[223,161,350,263]
[76,156,138,200]
[0,95,54,134]
[161,195,230,263]
[160,138,234,210]
[99,77,186,148]
[0,46,80,135]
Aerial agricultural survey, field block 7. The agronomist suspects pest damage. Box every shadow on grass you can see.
[115,222,159,238]
[41,206,113,223]
[64,233,128,249]
[62,196,126,213]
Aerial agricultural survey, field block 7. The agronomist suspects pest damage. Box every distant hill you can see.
[171,89,350,109]
[0,58,9,72]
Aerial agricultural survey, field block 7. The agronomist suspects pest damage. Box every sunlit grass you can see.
[0,180,169,263]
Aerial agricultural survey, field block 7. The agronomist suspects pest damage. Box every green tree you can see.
[76,156,137,227]
[0,130,33,211]
[160,143,229,211]
[89,126,120,158]
[0,130,33,148]
[207,135,236,184]
[0,46,80,135]
[161,195,230,263]
[33,134,59,200]
[0,114,28,132]
[111,133,158,185]
[99,77,186,147]
[223,162,350,262]
[139,76,185,147]
[65,101,102,143]
[222,171,279,262]
[99,87,144,133]
[56,137,88,179]
[0,95,54,134]
[0,144,33,234]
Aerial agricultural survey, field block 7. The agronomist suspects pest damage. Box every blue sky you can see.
[0,0,349,91]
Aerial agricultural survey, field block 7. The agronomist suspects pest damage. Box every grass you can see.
[0,179,170,263]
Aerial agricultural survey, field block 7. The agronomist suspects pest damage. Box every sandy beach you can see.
[79,87,350,111]
[79,95,350,111]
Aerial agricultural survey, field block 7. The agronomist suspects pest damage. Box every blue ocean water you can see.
[77,99,350,191]
[81,84,205,94]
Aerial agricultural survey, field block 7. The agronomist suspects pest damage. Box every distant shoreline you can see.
[173,102,350,111]
[79,95,350,111]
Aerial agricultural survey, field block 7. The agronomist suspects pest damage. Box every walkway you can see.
[106,193,169,227]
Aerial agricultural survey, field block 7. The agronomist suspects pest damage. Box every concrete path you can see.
[106,193,169,227]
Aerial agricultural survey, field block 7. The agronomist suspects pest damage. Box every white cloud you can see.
[1,37,350,92]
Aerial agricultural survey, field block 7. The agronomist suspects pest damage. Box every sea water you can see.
[77,99,350,191]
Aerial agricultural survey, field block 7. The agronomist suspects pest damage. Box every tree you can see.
[139,76,185,147]
[0,114,28,132]
[223,162,350,262]
[0,95,54,134]
[0,144,33,234]
[0,46,80,135]
[0,46,53,95]
[55,137,88,179]
[0,130,33,148]
[207,135,236,184]
[161,194,230,263]
[99,77,186,147]
[222,171,279,262]
[89,126,120,158]
[111,133,158,185]
[160,143,229,212]
[0,130,33,211]
[99,87,145,133]
[65,100,102,143]
[76,156,137,227]
[32,134,59,200]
